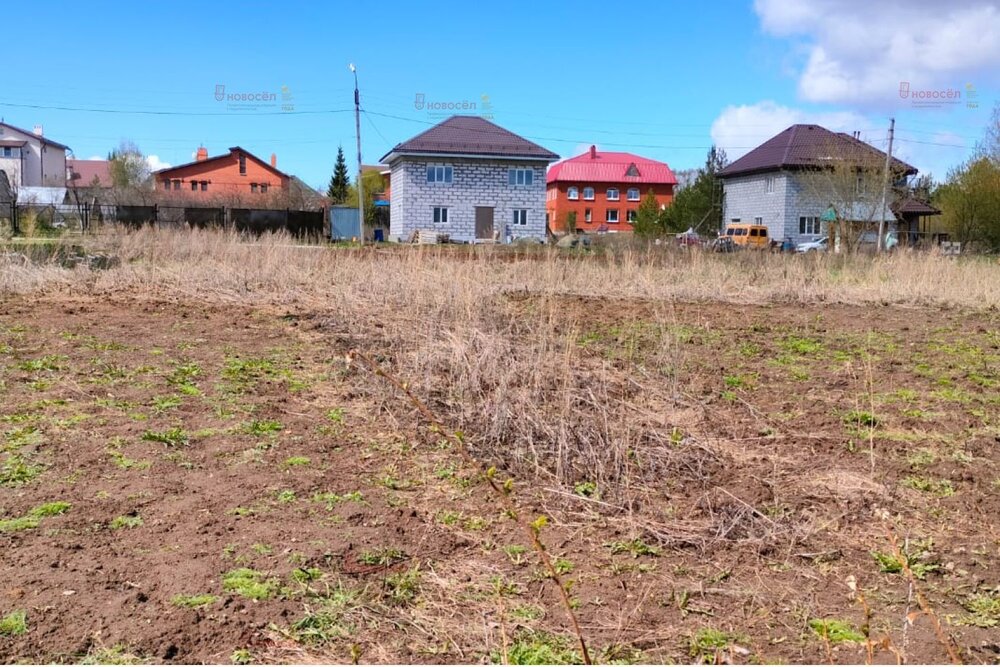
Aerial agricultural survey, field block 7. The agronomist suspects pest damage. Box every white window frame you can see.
[765,176,775,194]
[583,187,595,201]
[584,208,592,223]
[606,209,619,223]
[426,165,453,183]
[567,186,579,200]
[606,188,620,201]
[433,206,449,224]
[513,209,528,226]
[626,210,637,223]
[626,188,640,201]
[799,216,821,235]
[508,168,534,186]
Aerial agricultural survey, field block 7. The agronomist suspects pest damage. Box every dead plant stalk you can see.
[349,348,593,665]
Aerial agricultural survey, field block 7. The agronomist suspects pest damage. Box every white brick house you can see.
[381,116,558,243]
[718,125,917,246]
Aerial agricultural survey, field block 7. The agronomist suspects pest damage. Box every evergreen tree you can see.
[327,146,350,203]
[632,189,663,238]
[661,145,728,234]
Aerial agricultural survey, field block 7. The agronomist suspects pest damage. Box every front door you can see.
[475,206,494,241]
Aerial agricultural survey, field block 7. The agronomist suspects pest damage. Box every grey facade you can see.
[388,157,548,243]
[722,171,896,245]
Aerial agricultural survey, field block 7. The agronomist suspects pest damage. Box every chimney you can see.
[33,124,43,137]
[196,146,208,162]
[589,145,597,159]
[270,153,277,168]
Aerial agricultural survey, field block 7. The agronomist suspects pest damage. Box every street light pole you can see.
[350,63,364,246]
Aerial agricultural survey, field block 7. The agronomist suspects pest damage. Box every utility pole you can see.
[350,63,364,246]
[876,118,895,253]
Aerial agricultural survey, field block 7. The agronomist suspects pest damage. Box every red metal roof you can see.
[547,149,677,185]
[67,159,113,188]
[154,146,290,180]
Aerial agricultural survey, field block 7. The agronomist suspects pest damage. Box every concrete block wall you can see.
[389,157,548,242]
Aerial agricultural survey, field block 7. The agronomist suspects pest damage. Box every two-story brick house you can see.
[380,116,559,243]
[546,147,677,233]
[153,146,290,201]
[0,122,70,189]
[718,125,917,246]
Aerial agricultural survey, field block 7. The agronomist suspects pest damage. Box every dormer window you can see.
[625,163,640,177]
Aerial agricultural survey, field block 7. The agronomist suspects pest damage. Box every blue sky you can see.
[2,1,996,189]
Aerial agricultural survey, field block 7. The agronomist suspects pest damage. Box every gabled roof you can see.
[0,122,71,150]
[893,197,940,216]
[67,159,113,188]
[153,146,290,180]
[547,150,677,185]
[718,125,917,179]
[381,115,558,162]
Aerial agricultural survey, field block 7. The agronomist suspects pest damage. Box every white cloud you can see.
[754,0,1000,105]
[710,100,871,161]
[146,155,171,171]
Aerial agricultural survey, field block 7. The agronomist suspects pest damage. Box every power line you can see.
[0,101,353,117]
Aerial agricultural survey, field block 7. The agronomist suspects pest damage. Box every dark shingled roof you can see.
[719,124,917,178]
[893,197,941,216]
[381,116,558,162]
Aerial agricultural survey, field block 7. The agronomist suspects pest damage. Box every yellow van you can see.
[724,223,770,248]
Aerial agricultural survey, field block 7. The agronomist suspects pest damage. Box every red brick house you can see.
[153,146,290,200]
[546,146,677,233]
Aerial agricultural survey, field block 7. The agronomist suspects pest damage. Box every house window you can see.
[730,218,741,223]
[1,146,17,158]
[260,183,268,194]
[426,165,453,183]
[606,188,619,201]
[508,168,533,186]
[765,176,775,194]
[200,181,208,191]
[239,155,247,175]
[583,187,595,200]
[626,210,637,223]
[627,188,640,201]
[163,180,170,191]
[567,186,579,200]
[172,179,180,191]
[250,183,258,193]
[606,209,619,223]
[191,181,198,191]
[799,216,821,235]
[584,208,592,223]
[433,206,448,223]
[855,174,865,194]
[754,216,763,225]
[513,209,528,226]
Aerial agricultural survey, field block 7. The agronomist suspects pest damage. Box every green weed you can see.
[902,476,955,497]
[357,547,406,567]
[171,594,218,608]
[607,538,661,558]
[809,618,865,643]
[384,566,421,605]
[499,630,581,665]
[0,454,43,486]
[312,490,363,509]
[141,427,189,448]
[243,419,283,436]
[231,649,254,665]
[222,568,280,601]
[110,514,144,530]
[689,627,733,661]
[956,591,1000,628]
[0,610,27,636]
[283,456,310,468]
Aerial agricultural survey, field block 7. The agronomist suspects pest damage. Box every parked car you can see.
[723,223,770,248]
[796,237,828,253]
[676,228,704,248]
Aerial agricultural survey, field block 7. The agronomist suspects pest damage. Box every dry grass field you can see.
[1,230,999,664]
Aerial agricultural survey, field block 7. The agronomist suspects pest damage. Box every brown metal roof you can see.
[893,197,940,216]
[718,124,917,178]
[67,159,113,188]
[153,146,291,180]
[381,115,558,162]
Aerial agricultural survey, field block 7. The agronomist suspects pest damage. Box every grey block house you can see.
[381,116,559,243]
[718,125,917,246]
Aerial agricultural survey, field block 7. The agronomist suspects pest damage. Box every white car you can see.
[796,237,828,253]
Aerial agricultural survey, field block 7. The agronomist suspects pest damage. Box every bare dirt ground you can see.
[1,290,999,664]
